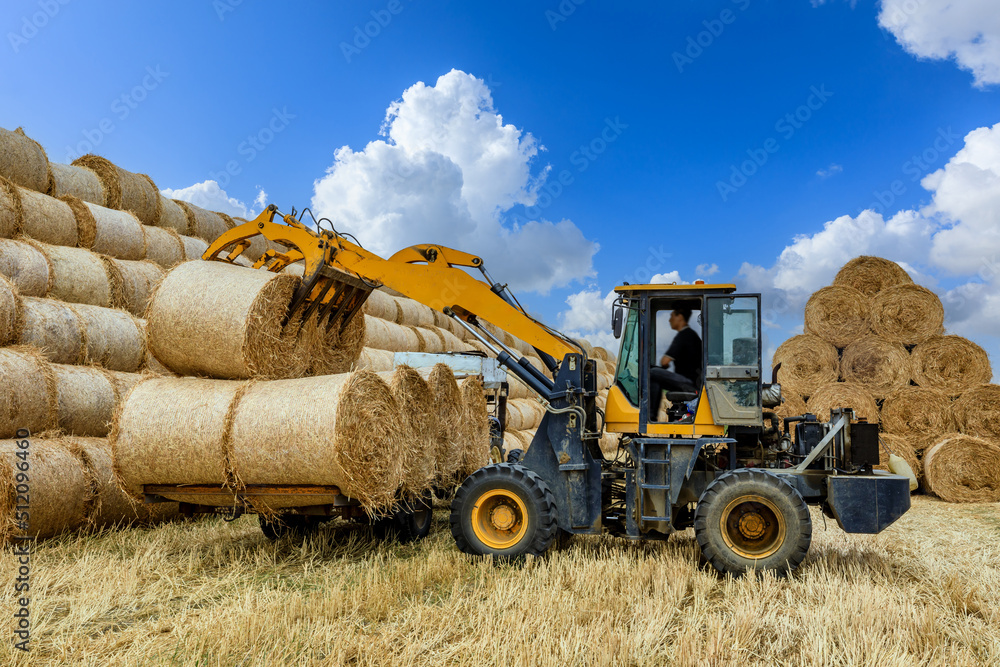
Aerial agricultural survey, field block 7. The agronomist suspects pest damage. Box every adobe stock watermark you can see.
[855,126,959,217]
[515,117,627,222]
[716,84,834,202]
[8,0,72,53]
[672,0,751,73]
[546,0,587,30]
[63,66,170,162]
[212,0,243,21]
[210,107,296,188]
[341,0,410,63]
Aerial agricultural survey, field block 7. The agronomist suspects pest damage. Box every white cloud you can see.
[311,69,597,294]
[161,180,266,219]
[695,263,719,277]
[816,163,843,179]
[879,0,1000,87]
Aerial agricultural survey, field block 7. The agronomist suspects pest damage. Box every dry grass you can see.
[0,497,997,666]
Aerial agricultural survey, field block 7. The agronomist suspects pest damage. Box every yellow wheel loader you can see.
[161,205,909,575]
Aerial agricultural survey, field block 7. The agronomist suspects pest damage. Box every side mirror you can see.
[612,307,624,339]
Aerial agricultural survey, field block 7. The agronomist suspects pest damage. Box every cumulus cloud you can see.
[695,263,720,277]
[816,163,843,179]
[161,180,265,219]
[739,122,1000,379]
[879,0,1000,87]
[311,69,597,294]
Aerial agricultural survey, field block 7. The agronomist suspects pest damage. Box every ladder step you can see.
[640,516,672,522]
[639,484,671,490]
[640,458,671,465]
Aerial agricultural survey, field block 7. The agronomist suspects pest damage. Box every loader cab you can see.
[605,284,763,437]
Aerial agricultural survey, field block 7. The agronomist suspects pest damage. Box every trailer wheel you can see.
[450,464,557,562]
[259,514,319,541]
[380,490,434,543]
[694,469,811,577]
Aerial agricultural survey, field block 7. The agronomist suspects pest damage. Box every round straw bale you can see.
[0,347,57,438]
[386,366,438,495]
[876,433,921,486]
[70,303,145,372]
[28,241,116,307]
[0,177,20,237]
[111,377,243,498]
[465,339,492,356]
[8,182,79,246]
[596,390,608,413]
[175,200,228,242]
[17,297,85,364]
[951,384,1000,439]
[502,431,526,455]
[142,225,185,268]
[143,351,174,376]
[507,374,534,400]
[0,238,49,296]
[413,326,445,353]
[506,399,546,431]
[436,326,466,352]
[146,261,301,379]
[839,337,911,398]
[772,334,840,398]
[110,259,164,316]
[771,391,807,422]
[64,198,146,260]
[363,289,399,322]
[356,347,394,372]
[923,434,1000,503]
[597,372,614,392]
[880,385,952,438]
[0,127,51,193]
[52,364,116,437]
[156,197,189,234]
[803,285,871,348]
[71,155,160,225]
[429,364,464,483]
[0,438,91,543]
[106,370,143,397]
[805,382,879,424]
[869,284,944,345]
[229,371,405,511]
[396,298,436,328]
[832,256,913,296]
[180,234,209,261]
[911,335,992,395]
[48,162,104,205]
[363,314,421,352]
[593,346,609,361]
[458,375,490,478]
[599,431,619,458]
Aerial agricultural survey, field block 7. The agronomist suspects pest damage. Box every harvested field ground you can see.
[1,496,998,666]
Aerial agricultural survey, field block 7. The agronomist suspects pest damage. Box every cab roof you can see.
[614,283,737,294]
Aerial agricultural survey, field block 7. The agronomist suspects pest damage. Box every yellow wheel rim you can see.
[720,494,786,559]
[470,489,528,550]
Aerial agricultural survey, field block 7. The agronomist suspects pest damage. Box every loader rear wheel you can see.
[694,469,811,577]
[450,464,556,562]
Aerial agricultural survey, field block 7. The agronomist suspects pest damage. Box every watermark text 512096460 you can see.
[12,429,31,652]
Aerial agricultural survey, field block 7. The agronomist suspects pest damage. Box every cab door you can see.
[702,294,762,426]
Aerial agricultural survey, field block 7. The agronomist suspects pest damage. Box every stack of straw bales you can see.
[773,256,999,502]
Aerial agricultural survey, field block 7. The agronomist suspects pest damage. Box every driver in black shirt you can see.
[649,307,701,420]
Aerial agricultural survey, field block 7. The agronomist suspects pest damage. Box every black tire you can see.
[450,463,557,562]
[506,448,524,464]
[259,514,319,541]
[694,469,811,577]
[378,491,434,543]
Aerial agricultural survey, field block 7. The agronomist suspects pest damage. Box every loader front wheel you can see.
[695,469,811,577]
[450,464,556,562]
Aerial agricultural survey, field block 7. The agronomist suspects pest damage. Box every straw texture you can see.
[805,382,879,423]
[923,434,1000,503]
[52,364,117,437]
[356,347,394,372]
[0,238,49,297]
[772,334,840,398]
[68,199,146,260]
[876,433,921,486]
[387,366,438,496]
[48,162,104,204]
[0,127,51,193]
[71,155,160,225]
[180,234,209,261]
[11,183,79,246]
[869,284,944,345]
[458,375,491,478]
[880,386,954,440]
[429,364,464,483]
[839,337,911,398]
[0,275,20,345]
[142,225,185,268]
[157,197,189,234]
[911,335,992,395]
[951,384,1000,440]
[111,259,165,316]
[0,347,57,438]
[17,297,86,364]
[29,241,116,307]
[229,371,406,511]
[803,285,871,348]
[175,200,228,242]
[832,256,913,297]
[72,303,146,371]
[364,314,421,352]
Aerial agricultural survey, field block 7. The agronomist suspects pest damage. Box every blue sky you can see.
[3,0,1000,368]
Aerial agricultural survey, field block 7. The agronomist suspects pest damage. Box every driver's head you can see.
[670,308,691,331]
